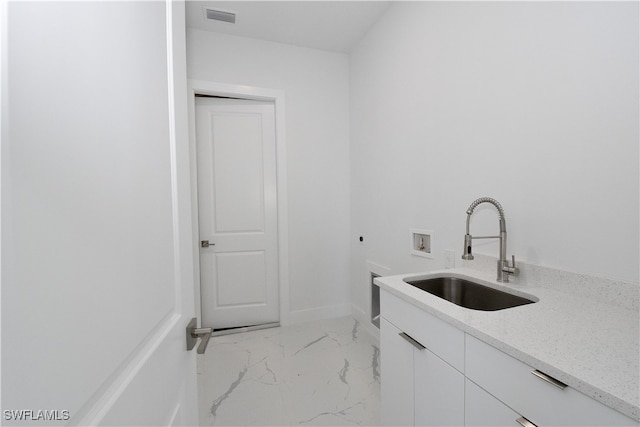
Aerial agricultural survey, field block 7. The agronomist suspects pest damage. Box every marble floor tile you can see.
[197,317,380,426]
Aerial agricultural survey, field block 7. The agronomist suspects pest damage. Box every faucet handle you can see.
[502,255,519,276]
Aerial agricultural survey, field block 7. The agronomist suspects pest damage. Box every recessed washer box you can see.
[410,229,434,258]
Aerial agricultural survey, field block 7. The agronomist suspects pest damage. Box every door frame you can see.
[187,80,290,328]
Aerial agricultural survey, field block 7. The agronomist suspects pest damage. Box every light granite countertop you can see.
[374,262,640,422]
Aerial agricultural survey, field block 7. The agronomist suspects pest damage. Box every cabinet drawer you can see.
[381,289,464,372]
[466,335,636,426]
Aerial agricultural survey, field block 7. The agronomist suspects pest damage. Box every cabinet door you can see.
[381,318,414,426]
[414,342,465,426]
[465,379,521,426]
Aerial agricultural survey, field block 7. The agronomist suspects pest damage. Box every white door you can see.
[2,1,198,425]
[196,98,280,330]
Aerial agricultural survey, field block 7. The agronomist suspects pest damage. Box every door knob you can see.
[186,318,213,354]
[201,240,214,248]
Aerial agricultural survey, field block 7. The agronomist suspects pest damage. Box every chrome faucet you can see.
[462,197,517,282]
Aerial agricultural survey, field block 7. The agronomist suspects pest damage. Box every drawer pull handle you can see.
[531,370,568,390]
[516,416,537,427]
[399,332,426,350]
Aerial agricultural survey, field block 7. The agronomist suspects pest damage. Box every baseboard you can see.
[287,303,351,325]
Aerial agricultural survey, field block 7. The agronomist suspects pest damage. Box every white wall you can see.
[187,30,351,321]
[350,2,639,315]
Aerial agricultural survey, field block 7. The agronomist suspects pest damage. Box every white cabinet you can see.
[414,341,465,426]
[466,335,637,426]
[381,318,464,426]
[465,379,521,426]
[380,290,464,426]
[381,289,464,371]
[380,318,414,426]
[380,289,638,427]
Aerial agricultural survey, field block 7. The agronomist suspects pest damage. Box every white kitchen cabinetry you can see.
[465,379,521,426]
[380,290,465,426]
[414,339,465,426]
[466,335,637,426]
[380,317,414,426]
[380,289,638,427]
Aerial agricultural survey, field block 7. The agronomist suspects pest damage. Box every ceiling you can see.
[185,1,392,53]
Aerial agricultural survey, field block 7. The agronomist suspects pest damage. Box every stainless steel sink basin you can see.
[403,276,535,311]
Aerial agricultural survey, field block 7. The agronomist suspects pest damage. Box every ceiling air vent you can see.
[206,8,236,24]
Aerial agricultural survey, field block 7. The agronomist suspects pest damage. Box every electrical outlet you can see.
[445,249,456,269]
